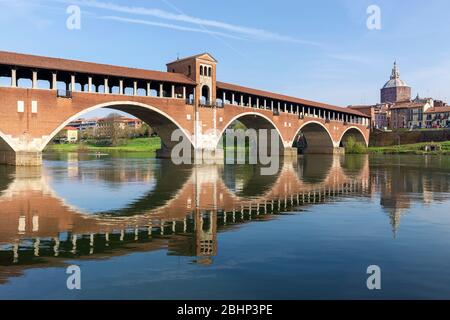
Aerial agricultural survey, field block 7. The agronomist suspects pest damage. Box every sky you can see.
[1,0,450,118]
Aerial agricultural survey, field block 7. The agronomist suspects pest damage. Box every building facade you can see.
[350,62,449,130]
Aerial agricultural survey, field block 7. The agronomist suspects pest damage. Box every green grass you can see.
[369,141,450,155]
[45,137,161,153]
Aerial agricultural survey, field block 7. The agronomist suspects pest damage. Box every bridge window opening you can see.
[137,88,146,96]
[0,70,11,86]
[72,83,82,92]
[0,65,11,87]
[161,83,171,98]
[149,88,158,97]
[173,85,183,99]
[97,84,105,94]
[200,66,204,76]
[208,67,212,77]
[16,69,33,88]
[124,87,134,95]
[108,78,120,94]
[17,78,32,89]
[0,76,10,87]
[76,75,88,92]
[56,81,68,91]
[37,79,51,90]
[110,85,120,95]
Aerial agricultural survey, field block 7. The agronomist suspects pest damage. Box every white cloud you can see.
[0,0,53,29]
[100,16,245,40]
[57,0,320,45]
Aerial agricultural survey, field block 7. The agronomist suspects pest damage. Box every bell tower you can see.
[167,53,218,106]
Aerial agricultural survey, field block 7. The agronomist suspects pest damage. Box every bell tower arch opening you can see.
[201,85,211,105]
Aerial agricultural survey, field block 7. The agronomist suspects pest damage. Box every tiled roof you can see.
[217,81,368,117]
[424,107,450,113]
[0,51,196,85]
[390,102,425,110]
[64,126,78,131]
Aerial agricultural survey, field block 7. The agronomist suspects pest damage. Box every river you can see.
[0,153,449,299]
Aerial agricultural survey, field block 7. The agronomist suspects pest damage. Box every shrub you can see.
[345,136,368,154]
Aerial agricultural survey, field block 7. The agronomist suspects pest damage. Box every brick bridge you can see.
[0,51,370,165]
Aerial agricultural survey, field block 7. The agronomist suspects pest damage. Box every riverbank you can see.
[369,141,450,155]
[45,137,161,153]
[45,137,450,156]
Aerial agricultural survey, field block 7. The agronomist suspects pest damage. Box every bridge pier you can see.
[0,151,42,166]
[283,147,298,158]
[156,145,225,164]
[194,148,224,164]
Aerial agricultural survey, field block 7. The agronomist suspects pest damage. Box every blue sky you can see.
[1,0,449,117]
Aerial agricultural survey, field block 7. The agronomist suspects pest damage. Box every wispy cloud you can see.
[0,0,54,29]
[100,16,245,40]
[56,0,319,45]
[328,53,372,64]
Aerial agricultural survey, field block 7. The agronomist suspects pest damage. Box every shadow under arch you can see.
[296,154,334,184]
[0,130,16,165]
[339,126,368,147]
[216,112,285,155]
[222,164,281,198]
[292,121,335,154]
[41,101,194,153]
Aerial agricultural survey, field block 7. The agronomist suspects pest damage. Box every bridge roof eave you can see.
[0,51,196,86]
[216,81,369,118]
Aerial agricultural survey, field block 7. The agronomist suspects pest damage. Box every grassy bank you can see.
[369,141,450,155]
[45,137,161,153]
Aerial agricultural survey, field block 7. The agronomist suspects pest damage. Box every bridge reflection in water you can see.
[0,154,449,285]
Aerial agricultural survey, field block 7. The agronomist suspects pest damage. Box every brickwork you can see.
[0,51,370,165]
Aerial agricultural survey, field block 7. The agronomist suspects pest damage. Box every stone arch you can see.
[292,121,335,154]
[41,101,194,153]
[339,126,368,147]
[0,130,16,164]
[216,112,286,154]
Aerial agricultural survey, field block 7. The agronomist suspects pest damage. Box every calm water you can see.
[0,153,450,300]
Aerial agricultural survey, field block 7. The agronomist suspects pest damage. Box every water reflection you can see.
[0,154,449,289]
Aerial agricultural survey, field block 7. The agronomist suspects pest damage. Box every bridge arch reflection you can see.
[0,155,375,283]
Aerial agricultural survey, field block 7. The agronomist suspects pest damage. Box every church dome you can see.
[383,61,409,88]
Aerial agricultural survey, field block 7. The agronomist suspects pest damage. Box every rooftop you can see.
[382,62,409,89]
[217,82,367,117]
[0,51,196,85]
[424,106,450,113]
